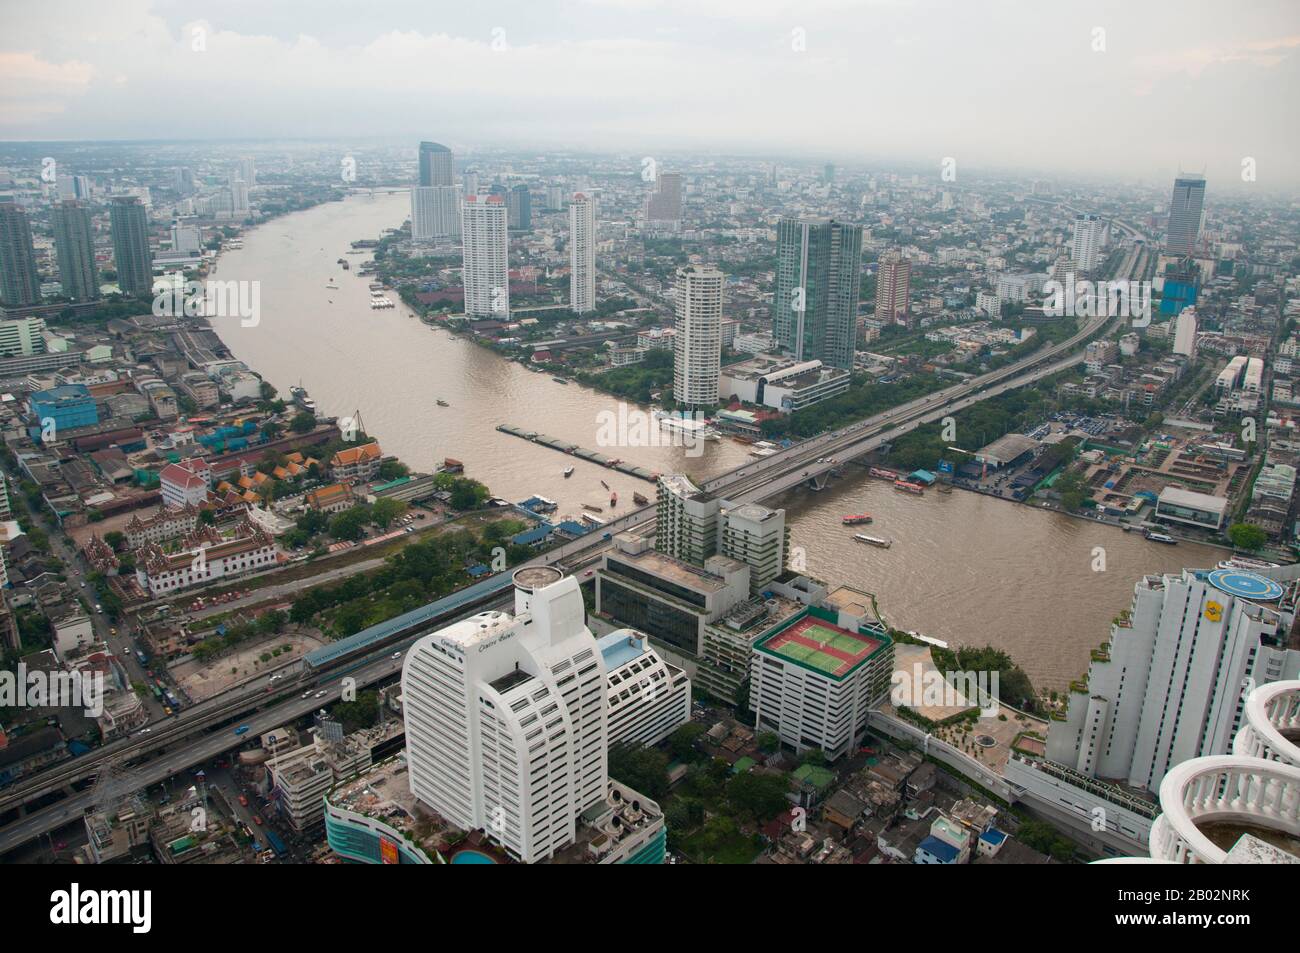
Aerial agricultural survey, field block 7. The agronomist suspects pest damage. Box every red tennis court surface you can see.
[760,614,882,678]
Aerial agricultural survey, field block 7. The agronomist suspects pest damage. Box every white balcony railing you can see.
[1149,754,1300,864]
[1232,680,1300,767]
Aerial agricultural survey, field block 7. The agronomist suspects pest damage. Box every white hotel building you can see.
[460,194,510,319]
[1009,567,1300,855]
[600,629,691,748]
[672,264,724,410]
[401,567,608,864]
[569,193,597,314]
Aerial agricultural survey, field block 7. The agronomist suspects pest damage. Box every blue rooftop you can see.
[597,630,647,670]
[512,524,554,546]
[917,835,960,863]
[979,828,1008,846]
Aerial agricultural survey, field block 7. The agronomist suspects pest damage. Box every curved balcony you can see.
[1149,755,1300,864]
[1232,680,1300,767]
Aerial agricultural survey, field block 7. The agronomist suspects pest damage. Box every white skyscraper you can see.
[1173,306,1198,358]
[411,186,460,242]
[401,568,608,863]
[1046,568,1300,794]
[672,264,724,410]
[460,194,509,319]
[1071,214,1104,274]
[569,192,596,314]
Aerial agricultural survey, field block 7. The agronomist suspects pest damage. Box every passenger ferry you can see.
[370,297,395,309]
[841,514,873,525]
[894,480,925,495]
[1217,557,1279,571]
[563,467,575,478]
[749,440,780,458]
[1144,531,1177,545]
[870,467,901,480]
[854,534,893,549]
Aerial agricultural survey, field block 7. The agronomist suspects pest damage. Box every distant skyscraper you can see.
[672,264,724,409]
[822,163,835,184]
[874,248,912,330]
[1071,214,1104,274]
[546,184,565,211]
[0,202,42,307]
[460,194,509,319]
[418,141,454,188]
[1165,175,1206,256]
[645,172,683,229]
[410,186,460,242]
[109,196,153,297]
[569,193,596,315]
[237,157,256,187]
[463,170,479,197]
[507,184,532,230]
[51,200,99,302]
[1173,307,1198,358]
[173,166,195,195]
[401,568,609,863]
[229,179,250,216]
[773,218,863,370]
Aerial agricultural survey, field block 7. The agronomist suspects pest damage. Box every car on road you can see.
[79,582,85,588]
[302,690,313,699]
[239,794,248,807]
[234,725,250,735]
[391,651,402,659]
[314,691,327,699]
[94,604,102,613]
[253,815,263,826]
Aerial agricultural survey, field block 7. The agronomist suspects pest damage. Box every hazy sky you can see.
[3,0,1298,188]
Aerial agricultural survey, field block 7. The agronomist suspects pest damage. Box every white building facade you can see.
[672,264,724,410]
[460,195,510,319]
[569,193,597,315]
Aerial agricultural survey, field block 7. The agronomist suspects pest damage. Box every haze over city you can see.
[2,0,1299,188]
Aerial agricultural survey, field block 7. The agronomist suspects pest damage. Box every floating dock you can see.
[495,424,658,483]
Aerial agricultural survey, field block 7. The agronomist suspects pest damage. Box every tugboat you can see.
[564,467,575,478]
[610,491,618,507]
[436,399,449,407]
[633,492,649,506]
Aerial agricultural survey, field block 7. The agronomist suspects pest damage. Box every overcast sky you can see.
[2,0,1298,189]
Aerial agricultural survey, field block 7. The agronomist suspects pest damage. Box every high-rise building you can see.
[460,194,509,319]
[645,172,683,229]
[1165,175,1206,256]
[0,316,47,356]
[463,170,479,197]
[410,186,461,242]
[822,163,835,184]
[236,157,256,188]
[0,202,42,307]
[401,568,609,864]
[719,502,787,595]
[656,474,720,565]
[1071,214,1104,274]
[546,184,565,211]
[51,200,99,301]
[873,248,912,329]
[507,184,531,230]
[1045,568,1300,794]
[672,264,724,410]
[1173,307,1198,358]
[773,218,863,369]
[109,196,152,297]
[569,193,596,314]
[418,141,454,188]
[173,166,195,195]
[170,221,202,256]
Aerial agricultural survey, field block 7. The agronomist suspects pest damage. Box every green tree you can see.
[1228,523,1267,551]
[289,411,317,434]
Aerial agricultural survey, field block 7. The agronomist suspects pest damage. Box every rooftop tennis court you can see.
[758,613,884,679]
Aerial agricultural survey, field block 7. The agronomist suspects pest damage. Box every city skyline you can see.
[1,1,1297,189]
